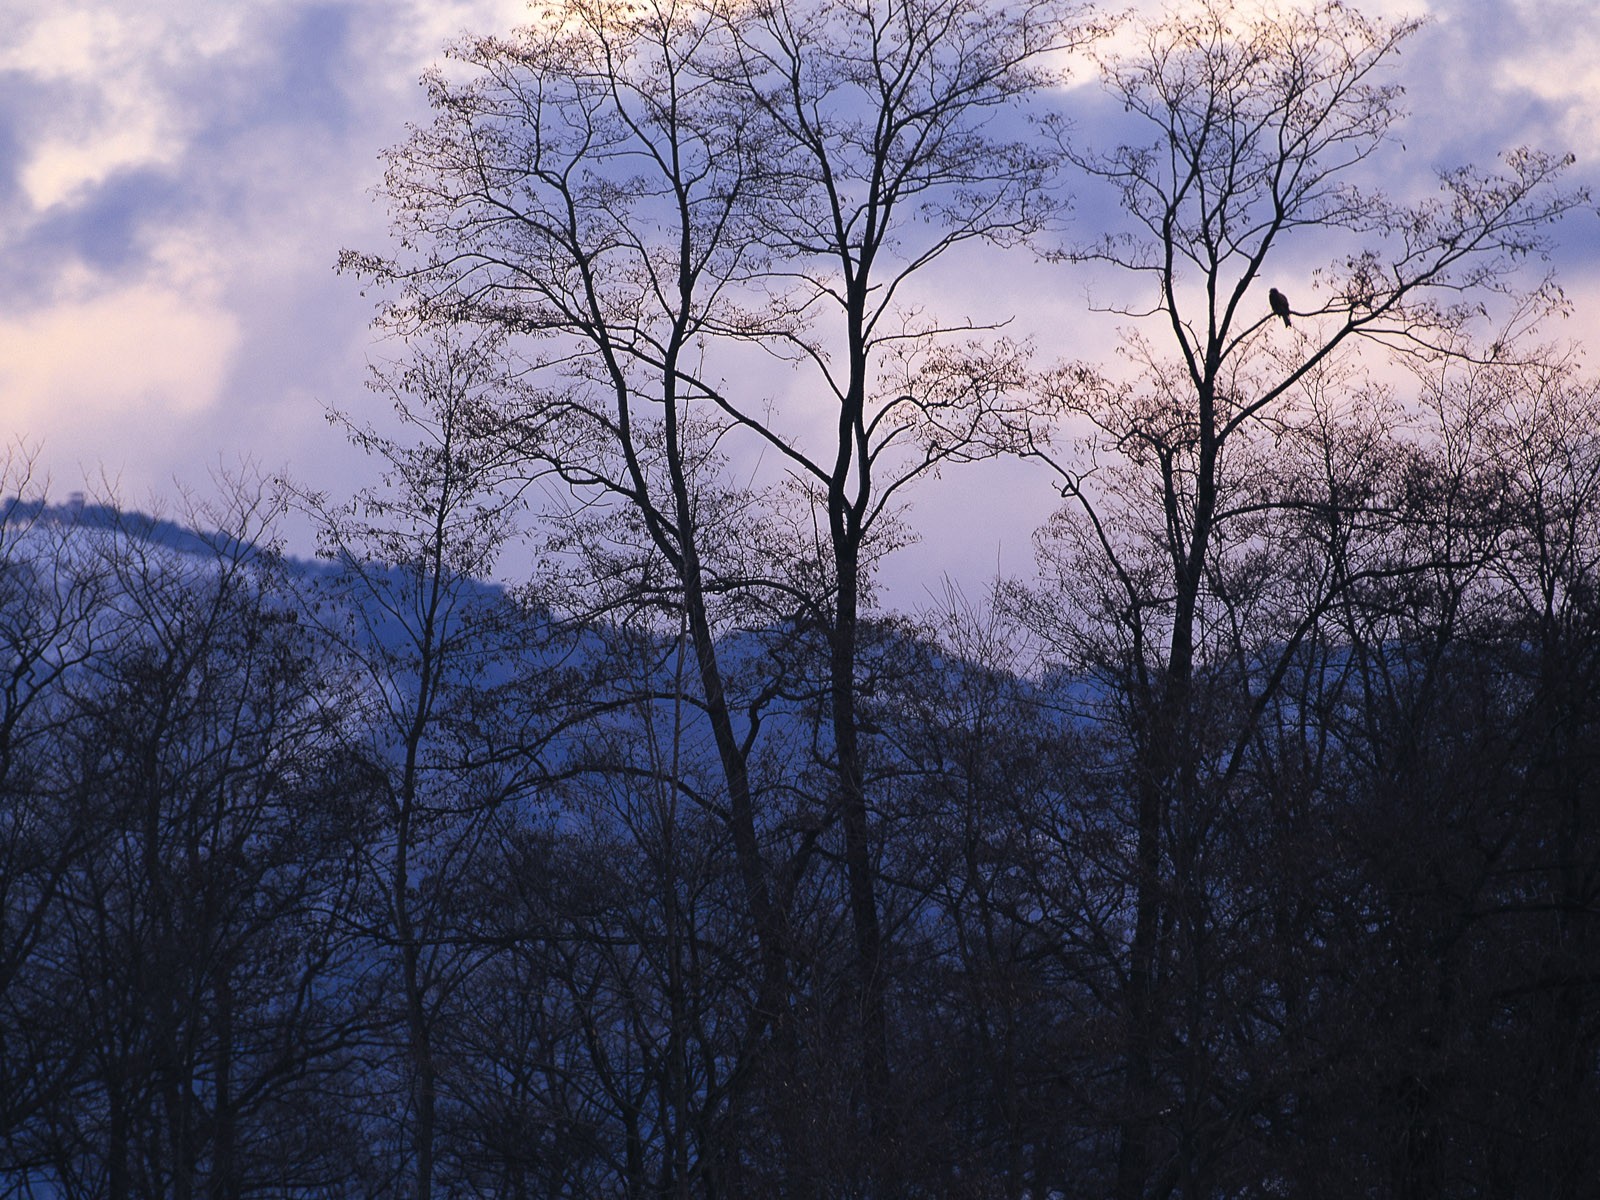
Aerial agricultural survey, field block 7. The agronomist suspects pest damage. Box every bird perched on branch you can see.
[1269,287,1292,327]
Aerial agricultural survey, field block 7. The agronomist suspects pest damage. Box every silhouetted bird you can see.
[1269,287,1292,327]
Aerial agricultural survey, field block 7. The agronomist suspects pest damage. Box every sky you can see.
[3,0,1599,605]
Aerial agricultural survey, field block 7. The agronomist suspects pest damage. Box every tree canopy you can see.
[4,2,1598,1197]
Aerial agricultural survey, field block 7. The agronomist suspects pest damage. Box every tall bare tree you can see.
[289,332,579,1200]
[346,0,1097,1177]
[1016,2,1588,1195]
[714,3,1097,1149]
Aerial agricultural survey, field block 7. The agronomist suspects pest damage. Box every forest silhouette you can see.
[3,1,1597,1196]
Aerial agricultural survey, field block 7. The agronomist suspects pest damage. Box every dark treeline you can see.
[4,0,1600,1196]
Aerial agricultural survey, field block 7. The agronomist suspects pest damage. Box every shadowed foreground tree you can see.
[718,6,1095,1154]
[0,486,377,1200]
[1015,1,1588,1195]
[1327,352,1600,1199]
[1475,357,1600,1198]
[345,0,1098,1182]
[345,14,813,1175]
[0,458,110,1156]
[287,332,588,1200]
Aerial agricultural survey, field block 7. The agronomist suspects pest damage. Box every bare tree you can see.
[709,3,1099,1152]
[347,3,1097,1176]
[1015,2,1588,1195]
[0,458,111,1179]
[288,331,581,1200]
[346,12,803,1144]
[1,483,375,1200]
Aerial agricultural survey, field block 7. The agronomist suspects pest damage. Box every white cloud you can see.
[20,115,177,213]
[384,0,537,64]
[0,282,240,429]
[1492,1,1600,150]
[0,4,248,211]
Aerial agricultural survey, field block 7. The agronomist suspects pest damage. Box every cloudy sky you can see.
[3,0,1598,601]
